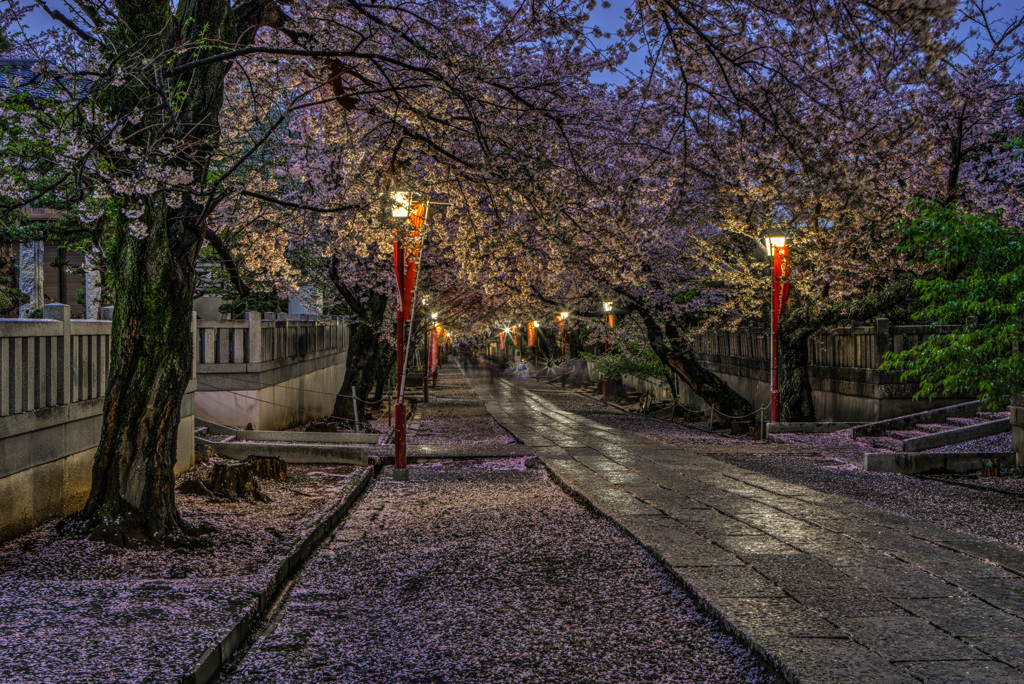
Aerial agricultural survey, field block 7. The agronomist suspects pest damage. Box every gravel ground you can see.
[0,461,363,683]
[514,380,1024,553]
[224,460,774,684]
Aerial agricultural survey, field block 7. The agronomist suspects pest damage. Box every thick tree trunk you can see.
[70,207,204,545]
[327,269,391,423]
[779,328,817,422]
[637,309,753,418]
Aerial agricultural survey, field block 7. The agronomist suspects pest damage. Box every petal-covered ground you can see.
[0,464,364,683]
[224,460,773,684]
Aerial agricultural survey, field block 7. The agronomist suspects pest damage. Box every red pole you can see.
[770,247,780,423]
[561,323,566,389]
[395,245,407,473]
[423,318,429,404]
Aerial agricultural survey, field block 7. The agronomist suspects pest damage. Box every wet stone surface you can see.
[224,460,773,684]
[467,370,1024,683]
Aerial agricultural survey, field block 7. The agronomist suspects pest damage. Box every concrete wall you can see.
[194,312,349,430]
[0,306,195,543]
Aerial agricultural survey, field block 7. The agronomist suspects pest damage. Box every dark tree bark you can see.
[635,308,753,418]
[67,0,286,545]
[208,462,270,502]
[328,257,392,424]
[245,455,287,481]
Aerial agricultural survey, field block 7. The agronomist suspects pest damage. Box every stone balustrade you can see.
[0,305,196,541]
[194,312,350,430]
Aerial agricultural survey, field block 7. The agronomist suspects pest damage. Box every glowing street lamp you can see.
[758,227,790,423]
[389,184,427,480]
[602,301,615,404]
[558,311,570,389]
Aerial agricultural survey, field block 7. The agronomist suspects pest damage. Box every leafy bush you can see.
[881,202,1024,409]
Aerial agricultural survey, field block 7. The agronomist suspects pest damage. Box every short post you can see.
[352,386,360,432]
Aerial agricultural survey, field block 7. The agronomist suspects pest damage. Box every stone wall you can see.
[0,306,196,542]
[194,312,349,430]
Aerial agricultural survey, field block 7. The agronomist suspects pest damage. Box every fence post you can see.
[42,304,71,406]
[874,318,890,369]
[246,311,262,365]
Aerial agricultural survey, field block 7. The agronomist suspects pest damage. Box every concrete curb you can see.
[538,459,792,683]
[851,401,979,437]
[902,418,1010,452]
[864,450,1013,474]
[195,437,369,465]
[178,466,374,684]
[196,418,379,444]
[766,422,863,434]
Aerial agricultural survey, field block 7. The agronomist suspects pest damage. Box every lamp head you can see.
[603,301,614,312]
[560,311,570,320]
[758,227,788,254]
[389,188,412,219]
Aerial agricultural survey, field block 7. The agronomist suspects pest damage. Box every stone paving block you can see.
[683,518,765,538]
[657,542,746,568]
[716,534,800,558]
[966,635,1024,669]
[794,593,907,619]
[672,566,786,599]
[759,636,920,684]
[939,539,1024,572]
[745,555,852,588]
[901,659,1023,683]
[842,616,989,662]
[714,597,844,638]
[652,500,716,519]
[767,499,848,519]
[839,564,960,599]
[894,596,1024,637]
[948,576,1024,618]
[700,497,780,516]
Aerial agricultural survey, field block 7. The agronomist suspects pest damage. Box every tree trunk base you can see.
[245,455,287,481]
[208,462,270,503]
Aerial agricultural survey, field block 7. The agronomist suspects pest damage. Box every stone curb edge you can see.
[178,465,375,684]
[537,458,797,684]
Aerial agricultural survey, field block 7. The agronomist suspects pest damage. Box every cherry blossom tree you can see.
[0,0,609,544]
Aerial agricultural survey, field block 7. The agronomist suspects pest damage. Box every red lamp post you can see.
[759,227,790,423]
[390,187,426,479]
[559,311,569,389]
[602,301,614,404]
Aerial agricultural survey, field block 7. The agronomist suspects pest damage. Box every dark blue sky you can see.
[13,0,1021,81]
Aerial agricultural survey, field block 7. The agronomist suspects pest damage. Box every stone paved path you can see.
[467,369,1024,684]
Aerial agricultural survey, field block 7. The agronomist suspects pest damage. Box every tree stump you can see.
[246,455,287,481]
[208,462,270,503]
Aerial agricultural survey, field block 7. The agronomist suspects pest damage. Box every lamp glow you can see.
[390,190,412,219]
[758,227,788,254]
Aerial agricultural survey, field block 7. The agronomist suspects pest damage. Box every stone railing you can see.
[684,319,970,422]
[194,312,350,430]
[0,305,196,542]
